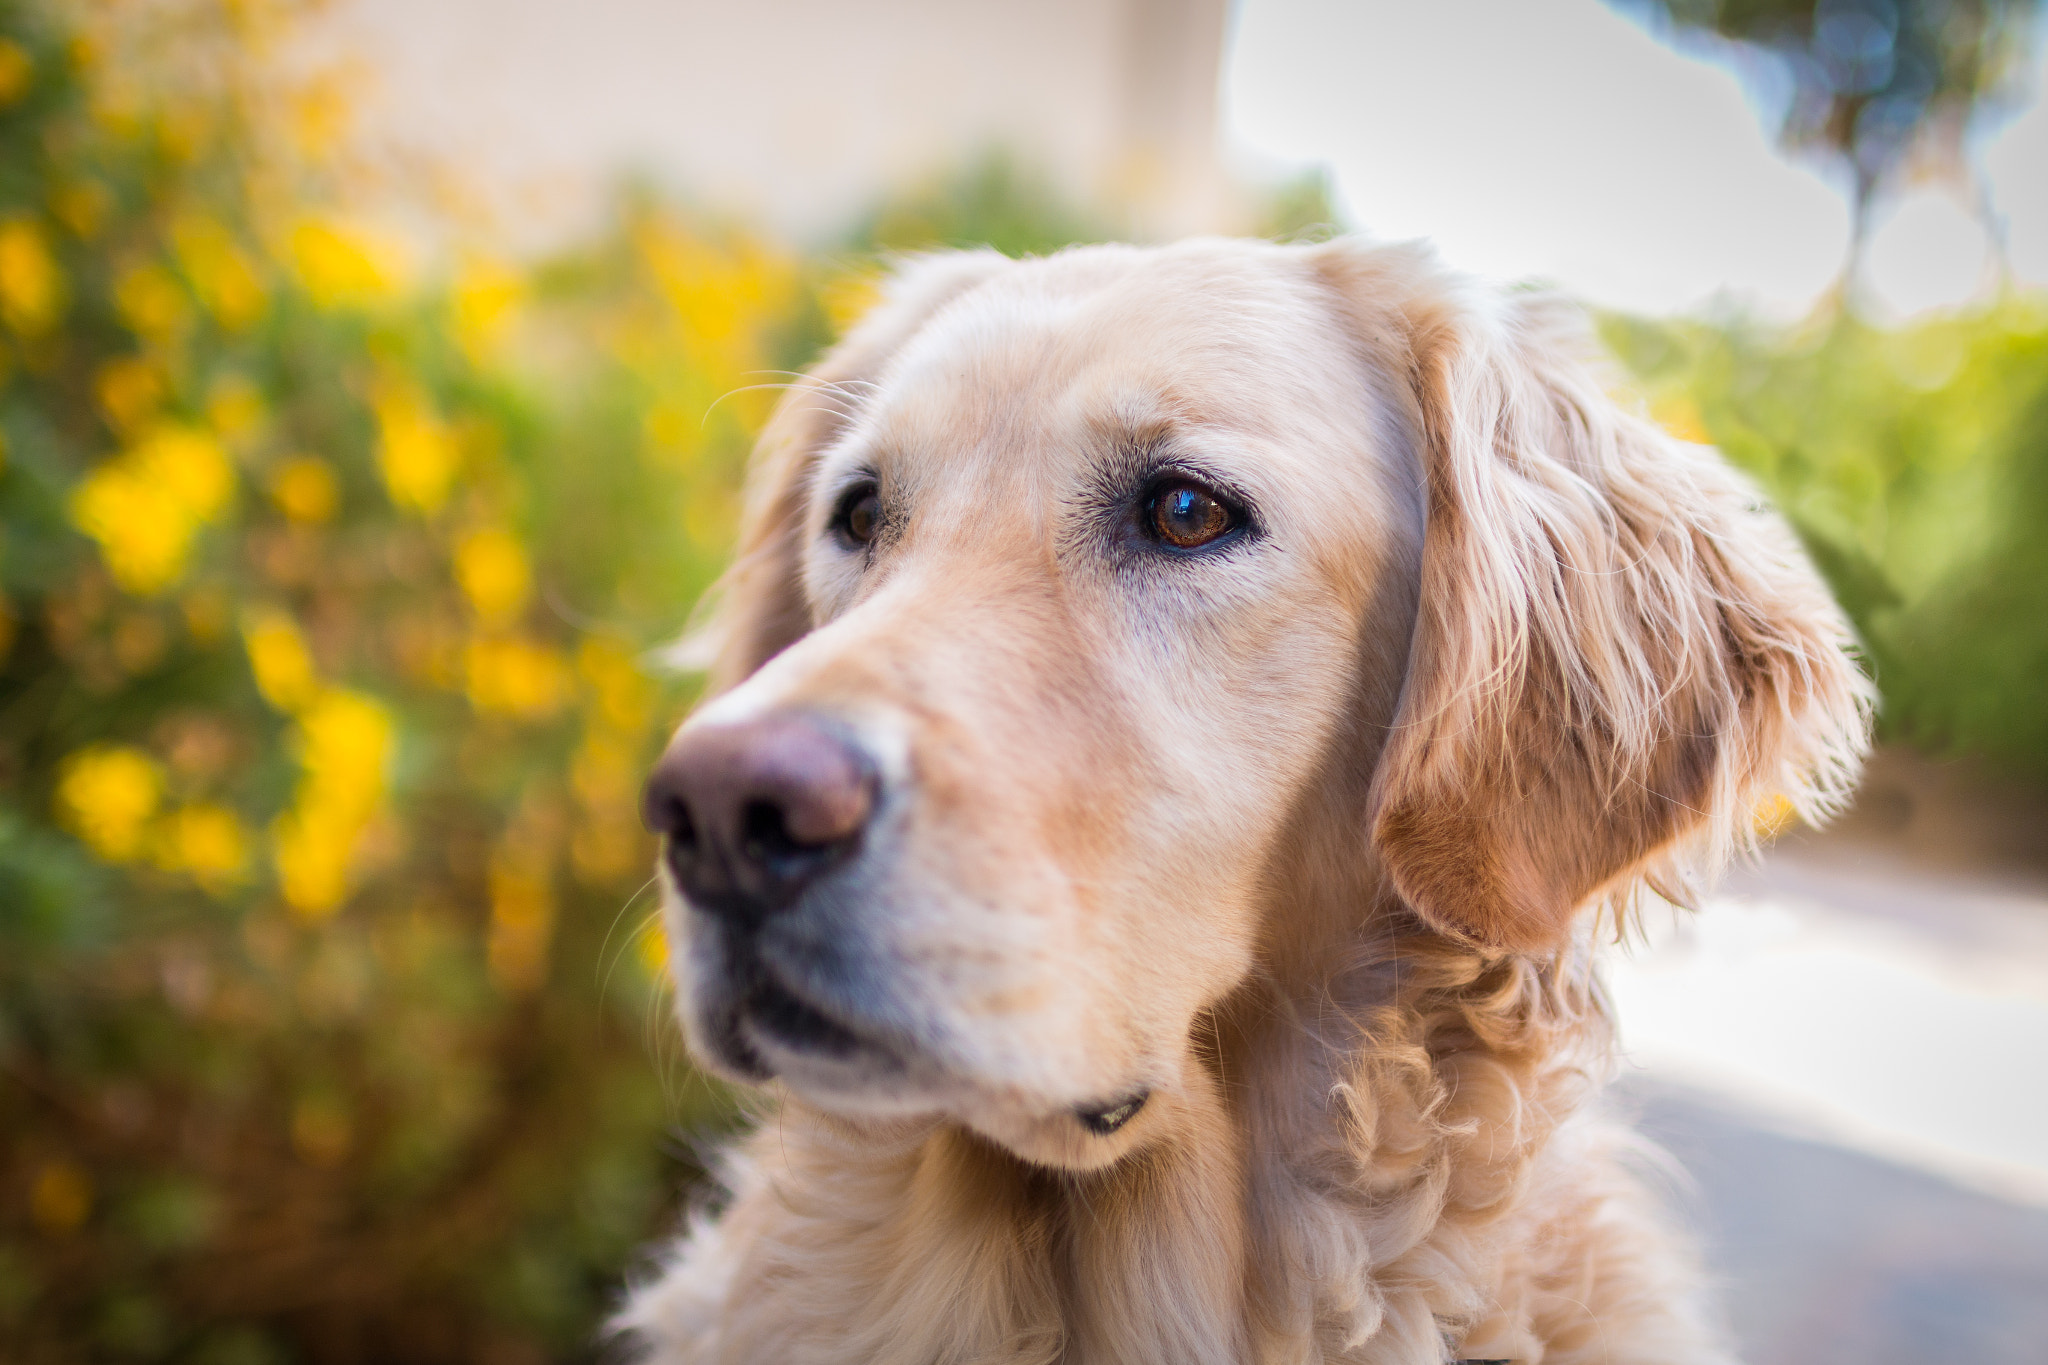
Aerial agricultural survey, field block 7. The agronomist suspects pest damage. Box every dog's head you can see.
[642,239,1868,1169]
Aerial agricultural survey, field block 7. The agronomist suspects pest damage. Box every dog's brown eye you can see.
[1147,480,1234,549]
[833,483,881,547]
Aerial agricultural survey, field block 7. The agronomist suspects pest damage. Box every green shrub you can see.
[0,2,797,1357]
[1604,300,2048,781]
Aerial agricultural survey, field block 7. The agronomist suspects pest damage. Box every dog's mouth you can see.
[743,972,866,1057]
[700,949,903,1084]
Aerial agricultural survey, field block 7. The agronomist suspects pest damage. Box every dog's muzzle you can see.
[643,711,881,1058]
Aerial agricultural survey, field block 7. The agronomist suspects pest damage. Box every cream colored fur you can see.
[619,239,1872,1364]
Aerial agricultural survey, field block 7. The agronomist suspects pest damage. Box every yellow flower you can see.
[72,425,235,595]
[138,425,234,520]
[114,261,189,344]
[290,218,406,310]
[635,221,793,354]
[465,635,569,718]
[273,807,352,920]
[297,690,394,812]
[0,216,65,337]
[269,455,339,525]
[454,527,530,624]
[242,607,319,711]
[56,745,164,862]
[172,213,266,331]
[1654,396,1711,446]
[451,253,523,362]
[157,803,250,893]
[72,462,191,593]
[69,425,235,595]
[94,356,164,435]
[371,379,459,515]
[0,39,33,109]
[272,689,394,919]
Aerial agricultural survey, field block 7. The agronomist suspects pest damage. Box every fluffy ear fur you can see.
[1317,241,1872,955]
[690,251,1011,693]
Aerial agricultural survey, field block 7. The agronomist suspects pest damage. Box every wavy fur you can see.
[620,238,1871,1364]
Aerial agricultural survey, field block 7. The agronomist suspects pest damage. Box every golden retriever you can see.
[621,238,1871,1364]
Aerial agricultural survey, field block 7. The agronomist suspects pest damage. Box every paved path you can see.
[1624,1077,2048,1365]
[1605,839,2048,1364]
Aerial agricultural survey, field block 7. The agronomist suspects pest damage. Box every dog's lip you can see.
[742,970,870,1058]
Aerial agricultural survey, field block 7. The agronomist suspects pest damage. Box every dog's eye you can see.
[1145,478,1239,550]
[832,482,882,548]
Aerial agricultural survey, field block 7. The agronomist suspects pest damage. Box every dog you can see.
[620,238,1871,1364]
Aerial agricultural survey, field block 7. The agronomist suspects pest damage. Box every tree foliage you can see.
[1605,300,2048,780]
[1613,0,2044,248]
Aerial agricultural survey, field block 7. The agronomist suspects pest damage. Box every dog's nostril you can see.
[740,799,801,863]
[648,714,874,912]
[666,798,698,851]
[643,785,699,849]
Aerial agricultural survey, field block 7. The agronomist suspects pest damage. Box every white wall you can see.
[313,0,1231,247]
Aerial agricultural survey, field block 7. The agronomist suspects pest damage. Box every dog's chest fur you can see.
[621,943,1737,1365]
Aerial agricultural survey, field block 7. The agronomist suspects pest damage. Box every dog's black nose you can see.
[642,713,876,930]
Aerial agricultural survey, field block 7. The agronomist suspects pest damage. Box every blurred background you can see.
[0,0,2043,1361]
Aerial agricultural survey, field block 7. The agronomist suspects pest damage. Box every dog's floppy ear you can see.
[1317,241,1871,955]
[691,251,1011,694]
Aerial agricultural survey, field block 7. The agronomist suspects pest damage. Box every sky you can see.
[1224,0,2048,318]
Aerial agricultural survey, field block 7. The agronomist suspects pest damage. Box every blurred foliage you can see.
[1252,166,1350,244]
[850,151,1349,257]
[1612,0,2043,235]
[0,0,807,1358]
[852,149,1111,260]
[1606,298,2048,780]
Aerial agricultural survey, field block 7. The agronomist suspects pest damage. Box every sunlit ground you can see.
[1610,853,2048,1207]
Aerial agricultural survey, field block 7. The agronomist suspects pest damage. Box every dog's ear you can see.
[1316,242,1872,955]
[693,251,1011,693]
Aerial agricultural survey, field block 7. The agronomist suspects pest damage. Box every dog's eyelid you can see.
[825,471,885,552]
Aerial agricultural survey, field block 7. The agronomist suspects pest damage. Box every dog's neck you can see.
[692,849,1611,1365]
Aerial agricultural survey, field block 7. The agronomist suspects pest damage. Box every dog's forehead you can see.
[856,244,1364,465]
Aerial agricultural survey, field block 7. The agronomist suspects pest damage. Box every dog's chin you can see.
[683,979,1167,1173]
